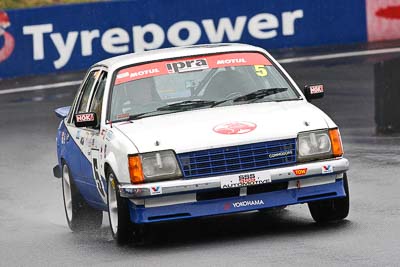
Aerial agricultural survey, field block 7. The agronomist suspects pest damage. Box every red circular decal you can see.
[213,121,257,135]
[0,11,15,63]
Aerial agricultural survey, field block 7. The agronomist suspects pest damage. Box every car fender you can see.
[102,127,138,184]
[103,152,127,183]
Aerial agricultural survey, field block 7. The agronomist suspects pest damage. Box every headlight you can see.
[297,129,333,162]
[128,150,182,184]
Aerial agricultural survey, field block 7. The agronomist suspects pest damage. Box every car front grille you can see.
[177,139,296,179]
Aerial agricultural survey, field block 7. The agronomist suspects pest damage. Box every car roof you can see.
[95,43,267,73]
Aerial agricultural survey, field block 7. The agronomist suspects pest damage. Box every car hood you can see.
[114,101,334,154]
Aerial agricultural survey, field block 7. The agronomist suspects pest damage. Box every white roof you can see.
[95,43,266,73]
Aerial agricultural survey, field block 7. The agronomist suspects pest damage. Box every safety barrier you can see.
[374,56,400,134]
[1,0,399,79]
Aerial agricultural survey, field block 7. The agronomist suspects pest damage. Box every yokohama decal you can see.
[115,52,271,85]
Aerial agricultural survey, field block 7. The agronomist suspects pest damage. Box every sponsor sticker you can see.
[322,165,333,174]
[76,113,95,122]
[166,58,209,73]
[150,186,162,195]
[115,52,271,85]
[221,172,271,189]
[216,58,247,65]
[232,199,264,208]
[105,130,114,141]
[130,68,160,77]
[116,113,129,120]
[309,85,324,94]
[269,150,293,158]
[213,121,257,135]
[76,130,81,140]
[293,168,307,176]
[61,131,66,145]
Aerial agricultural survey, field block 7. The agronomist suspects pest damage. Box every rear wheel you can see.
[108,171,147,245]
[62,163,103,231]
[308,173,350,223]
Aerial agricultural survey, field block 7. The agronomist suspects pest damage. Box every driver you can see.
[203,69,250,100]
[122,77,161,114]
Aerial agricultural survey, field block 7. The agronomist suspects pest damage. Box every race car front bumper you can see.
[119,157,349,199]
[128,178,346,224]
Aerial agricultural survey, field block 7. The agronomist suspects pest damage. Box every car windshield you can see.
[109,52,299,121]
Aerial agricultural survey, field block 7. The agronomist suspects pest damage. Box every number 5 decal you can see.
[254,65,268,77]
[91,149,106,202]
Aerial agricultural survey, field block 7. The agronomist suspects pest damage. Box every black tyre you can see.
[61,163,103,232]
[308,173,350,223]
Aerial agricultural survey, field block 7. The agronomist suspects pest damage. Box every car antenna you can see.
[107,120,113,128]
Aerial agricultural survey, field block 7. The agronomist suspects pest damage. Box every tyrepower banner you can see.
[1,0,368,79]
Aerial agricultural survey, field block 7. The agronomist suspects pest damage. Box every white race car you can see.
[53,43,350,244]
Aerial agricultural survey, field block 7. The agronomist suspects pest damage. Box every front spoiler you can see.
[119,157,349,198]
[128,178,346,224]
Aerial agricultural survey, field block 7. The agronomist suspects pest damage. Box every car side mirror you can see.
[304,84,324,101]
[74,112,98,127]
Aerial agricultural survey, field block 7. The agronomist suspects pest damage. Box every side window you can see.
[89,72,107,126]
[76,70,100,113]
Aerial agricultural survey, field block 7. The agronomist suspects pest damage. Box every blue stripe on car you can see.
[57,121,107,211]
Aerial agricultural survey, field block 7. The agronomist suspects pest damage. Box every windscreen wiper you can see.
[233,88,288,102]
[113,100,215,123]
[211,88,288,107]
[113,110,180,123]
[156,100,215,111]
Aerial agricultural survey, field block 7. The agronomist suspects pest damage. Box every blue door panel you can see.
[57,122,106,210]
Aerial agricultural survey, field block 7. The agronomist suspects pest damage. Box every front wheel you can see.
[62,163,103,231]
[308,173,350,223]
[107,171,147,245]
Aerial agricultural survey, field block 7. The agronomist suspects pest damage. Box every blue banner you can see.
[0,0,367,79]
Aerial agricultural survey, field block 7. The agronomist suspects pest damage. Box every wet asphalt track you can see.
[1,45,400,266]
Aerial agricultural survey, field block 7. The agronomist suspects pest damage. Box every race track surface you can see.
[1,45,400,266]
